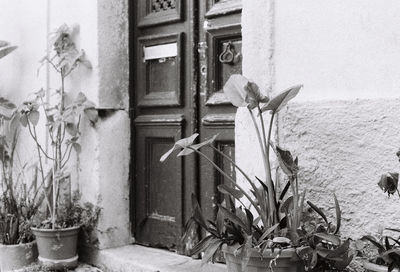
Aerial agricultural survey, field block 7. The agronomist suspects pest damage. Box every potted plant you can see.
[11,24,99,270]
[360,150,400,272]
[161,75,309,271]
[0,41,41,272]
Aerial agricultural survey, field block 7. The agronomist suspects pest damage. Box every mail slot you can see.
[143,42,177,61]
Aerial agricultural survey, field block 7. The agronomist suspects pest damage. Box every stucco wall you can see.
[239,1,400,238]
[0,0,131,249]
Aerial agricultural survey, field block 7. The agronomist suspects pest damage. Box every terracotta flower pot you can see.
[0,241,38,271]
[31,226,80,270]
[222,244,304,272]
[364,260,400,272]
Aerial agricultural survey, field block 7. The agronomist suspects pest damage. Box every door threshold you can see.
[80,244,227,272]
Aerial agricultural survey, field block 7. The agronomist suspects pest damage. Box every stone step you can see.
[81,245,227,272]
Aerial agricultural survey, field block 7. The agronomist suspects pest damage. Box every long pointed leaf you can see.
[260,85,302,113]
[361,235,385,251]
[307,200,328,224]
[217,184,244,201]
[190,235,214,256]
[333,193,341,235]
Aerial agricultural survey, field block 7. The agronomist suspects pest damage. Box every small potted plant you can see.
[162,75,310,271]
[11,24,99,269]
[360,150,400,272]
[0,41,41,272]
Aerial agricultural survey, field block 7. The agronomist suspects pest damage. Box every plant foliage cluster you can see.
[161,74,354,271]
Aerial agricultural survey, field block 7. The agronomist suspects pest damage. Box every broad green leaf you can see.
[314,233,340,246]
[307,200,328,224]
[191,194,208,231]
[257,223,279,243]
[19,114,28,127]
[244,208,253,234]
[216,208,224,236]
[190,235,214,256]
[333,193,341,235]
[381,248,400,258]
[28,110,40,126]
[218,205,248,233]
[74,92,87,105]
[0,97,16,109]
[275,145,298,176]
[160,133,199,162]
[326,239,350,259]
[0,46,17,59]
[361,235,385,251]
[244,81,269,109]
[279,196,293,214]
[66,122,78,136]
[223,74,248,107]
[0,40,9,47]
[84,108,98,124]
[261,85,302,113]
[217,184,243,200]
[177,134,218,157]
[72,143,81,153]
[201,238,222,265]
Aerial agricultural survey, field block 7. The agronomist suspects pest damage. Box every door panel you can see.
[133,0,196,250]
[134,115,184,247]
[199,0,242,224]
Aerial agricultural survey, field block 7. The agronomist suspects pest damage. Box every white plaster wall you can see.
[239,0,400,238]
[274,0,400,101]
[0,0,131,249]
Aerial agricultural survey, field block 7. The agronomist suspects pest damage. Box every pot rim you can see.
[222,243,297,258]
[0,240,37,248]
[31,225,80,232]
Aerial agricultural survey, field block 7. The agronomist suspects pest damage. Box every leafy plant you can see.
[11,24,98,229]
[0,97,43,245]
[361,229,400,272]
[161,74,306,268]
[296,195,353,271]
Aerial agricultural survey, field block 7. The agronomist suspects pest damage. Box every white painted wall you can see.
[0,0,131,250]
[239,0,400,239]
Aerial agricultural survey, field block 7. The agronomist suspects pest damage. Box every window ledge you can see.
[81,244,227,272]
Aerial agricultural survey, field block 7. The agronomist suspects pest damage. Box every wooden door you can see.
[132,0,242,250]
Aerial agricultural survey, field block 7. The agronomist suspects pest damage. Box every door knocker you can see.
[218,41,241,65]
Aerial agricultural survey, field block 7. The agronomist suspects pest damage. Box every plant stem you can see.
[30,123,52,214]
[265,111,277,224]
[190,147,263,218]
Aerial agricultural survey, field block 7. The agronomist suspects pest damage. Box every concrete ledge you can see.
[81,245,227,272]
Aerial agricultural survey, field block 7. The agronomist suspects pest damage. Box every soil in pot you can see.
[222,245,304,272]
[31,226,80,270]
[364,260,400,272]
[0,241,38,271]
